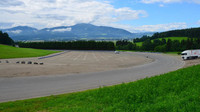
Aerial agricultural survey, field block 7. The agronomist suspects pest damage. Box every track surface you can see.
[0,52,184,102]
[0,51,151,77]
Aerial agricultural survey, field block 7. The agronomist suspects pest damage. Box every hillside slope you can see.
[0,44,59,59]
[1,24,133,41]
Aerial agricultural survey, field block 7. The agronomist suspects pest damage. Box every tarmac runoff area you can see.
[0,51,152,78]
[0,51,185,102]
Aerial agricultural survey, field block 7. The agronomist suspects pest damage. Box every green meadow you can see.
[135,37,188,46]
[0,64,200,112]
[163,37,188,41]
[0,44,59,59]
[135,41,143,46]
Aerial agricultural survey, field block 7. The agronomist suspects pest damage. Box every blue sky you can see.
[0,0,200,32]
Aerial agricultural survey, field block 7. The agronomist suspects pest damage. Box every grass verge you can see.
[0,44,60,59]
[0,64,200,112]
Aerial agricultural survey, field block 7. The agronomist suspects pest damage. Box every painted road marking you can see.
[83,52,88,61]
[92,53,100,62]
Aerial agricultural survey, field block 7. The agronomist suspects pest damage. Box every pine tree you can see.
[166,39,172,51]
[0,31,14,45]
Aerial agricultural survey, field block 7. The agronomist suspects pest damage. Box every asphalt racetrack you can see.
[0,52,184,102]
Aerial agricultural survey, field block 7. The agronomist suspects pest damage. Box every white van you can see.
[115,51,120,54]
[181,50,200,60]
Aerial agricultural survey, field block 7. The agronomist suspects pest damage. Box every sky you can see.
[0,0,200,32]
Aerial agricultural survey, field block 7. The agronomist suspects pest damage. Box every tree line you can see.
[133,27,200,43]
[17,38,200,52]
[18,41,115,50]
[116,38,200,52]
[115,40,137,50]
[2,27,200,52]
[141,38,200,52]
[0,31,14,45]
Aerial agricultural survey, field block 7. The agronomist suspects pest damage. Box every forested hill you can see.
[1,23,153,41]
[134,27,200,42]
[153,27,200,38]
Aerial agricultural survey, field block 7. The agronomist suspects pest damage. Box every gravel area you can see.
[165,54,200,68]
[183,58,200,68]
[0,51,152,78]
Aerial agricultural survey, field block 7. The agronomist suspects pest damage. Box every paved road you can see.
[0,52,184,102]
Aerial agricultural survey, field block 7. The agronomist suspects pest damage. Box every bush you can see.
[154,45,166,52]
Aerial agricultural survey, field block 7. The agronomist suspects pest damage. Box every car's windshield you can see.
[181,53,187,55]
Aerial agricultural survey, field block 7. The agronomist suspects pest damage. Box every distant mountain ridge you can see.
[1,23,154,41]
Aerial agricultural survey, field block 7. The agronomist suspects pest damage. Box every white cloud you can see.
[159,4,164,7]
[115,8,148,20]
[11,23,34,27]
[141,0,181,4]
[197,20,200,25]
[52,28,72,32]
[0,0,147,30]
[8,30,22,34]
[140,0,200,4]
[133,23,187,32]
[189,0,200,4]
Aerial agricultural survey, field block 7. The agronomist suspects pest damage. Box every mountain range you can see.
[1,23,154,41]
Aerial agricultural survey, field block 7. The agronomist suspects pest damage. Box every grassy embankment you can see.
[0,64,200,111]
[135,37,188,47]
[0,44,60,59]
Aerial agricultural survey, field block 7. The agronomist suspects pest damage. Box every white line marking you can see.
[73,54,82,61]
[99,53,107,60]
[83,53,88,60]
[93,53,99,62]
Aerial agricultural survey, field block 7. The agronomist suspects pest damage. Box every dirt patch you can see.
[183,58,200,68]
[167,54,200,68]
[0,51,153,78]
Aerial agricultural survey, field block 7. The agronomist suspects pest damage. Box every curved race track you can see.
[0,52,184,102]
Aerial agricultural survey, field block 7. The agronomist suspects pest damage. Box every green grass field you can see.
[1,64,200,112]
[135,37,188,47]
[135,41,143,46]
[162,37,188,41]
[0,44,59,59]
